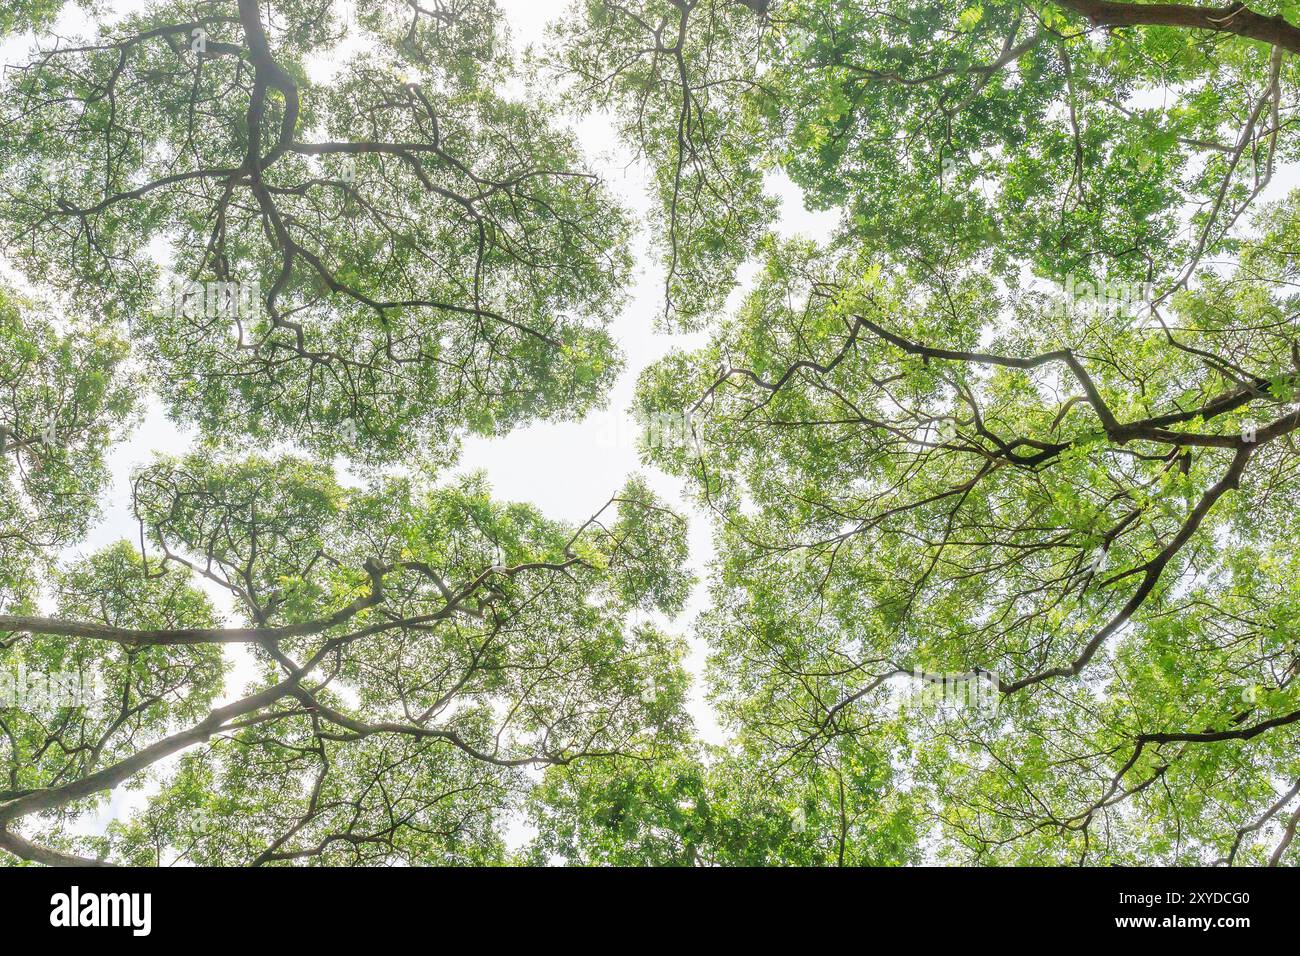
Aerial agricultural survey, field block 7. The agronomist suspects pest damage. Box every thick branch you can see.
[1054,1,1300,54]
[0,829,114,867]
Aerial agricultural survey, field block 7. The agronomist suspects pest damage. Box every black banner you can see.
[0,865,1286,942]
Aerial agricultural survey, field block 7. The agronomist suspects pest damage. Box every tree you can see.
[5,0,1300,868]
[2,454,692,865]
[1,0,631,463]
[542,0,1300,864]
[0,288,138,620]
[0,0,691,866]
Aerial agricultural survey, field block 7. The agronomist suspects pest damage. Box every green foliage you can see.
[0,0,630,464]
[5,0,1300,867]
[0,286,138,613]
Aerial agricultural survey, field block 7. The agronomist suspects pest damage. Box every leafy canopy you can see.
[4,0,1300,866]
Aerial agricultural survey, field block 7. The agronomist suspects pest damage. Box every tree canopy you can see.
[2,0,1299,866]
